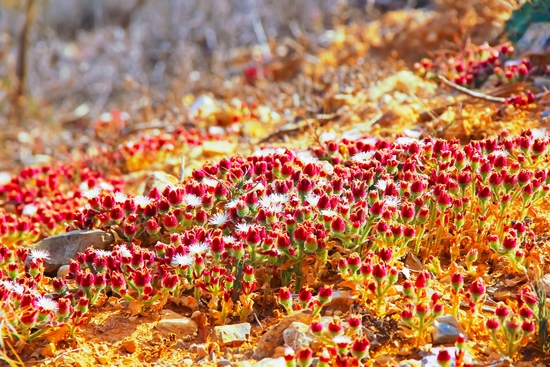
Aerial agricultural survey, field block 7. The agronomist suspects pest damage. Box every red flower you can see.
[486,318,500,330]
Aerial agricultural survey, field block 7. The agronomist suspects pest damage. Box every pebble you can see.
[432,315,466,344]
[254,310,312,359]
[213,323,251,347]
[157,309,198,337]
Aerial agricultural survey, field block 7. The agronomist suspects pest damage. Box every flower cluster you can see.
[0,246,89,343]
[284,315,371,366]
[414,42,531,89]
[0,164,123,246]
[486,302,536,356]
[1,126,550,361]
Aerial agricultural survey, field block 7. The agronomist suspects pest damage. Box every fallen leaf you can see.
[45,324,70,343]
[182,296,199,312]
[128,299,144,317]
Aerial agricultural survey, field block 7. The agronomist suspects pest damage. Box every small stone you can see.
[57,265,70,279]
[432,315,466,344]
[143,171,180,195]
[253,357,286,367]
[217,360,231,367]
[213,323,251,347]
[157,309,198,337]
[35,230,115,273]
[121,339,137,354]
[254,310,312,360]
[283,322,312,350]
[183,359,194,366]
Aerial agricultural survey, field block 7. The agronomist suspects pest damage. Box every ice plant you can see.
[486,304,535,356]
[401,301,444,347]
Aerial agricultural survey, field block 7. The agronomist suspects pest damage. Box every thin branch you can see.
[437,75,507,103]
[11,0,36,115]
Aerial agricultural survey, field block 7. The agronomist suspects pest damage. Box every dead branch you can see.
[12,0,36,113]
[437,75,507,103]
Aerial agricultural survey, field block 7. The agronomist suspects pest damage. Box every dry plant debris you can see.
[3,1,550,367]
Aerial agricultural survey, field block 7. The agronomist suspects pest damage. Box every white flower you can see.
[320,210,338,217]
[209,212,230,226]
[297,151,318,165]
[202,178,219,188]
[36,296,59,313]
[321,162,334,175]
[184,194,202,208]
[384,196,401,208]
[82,187,101,200]
[332,335,351,344]
[306,193,320,206]
[374,179,388,191]
[235,222,252,233]
[134,195,153,208]
[188,242,210,255]
[395,137,417,145]
[172,253,193,267]
[351,151,375,163]
[114,192,128,203]
[29,249,50,261]
[270,194,288,205]
[268,204,284,214]
[253,148,286,157]
[359,137,379,145]
[223,235,236,244]
[532,128,547,139]
[22,204,38,217]
[253,182,265,191]
[491,149,509,158]
[1,281,25,296]
[118,245,132,258]
[99,182,114,191]
[95,249,112,258]
[225,199,242,209]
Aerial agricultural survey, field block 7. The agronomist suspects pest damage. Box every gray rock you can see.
[432,315,466,344]
[283,322,312,350]
[254,310,312,360]
[252,358,286,367]
[213,323,251,347]
[35,230,114,273]
[157,309,198,337]
[217,360,231,367]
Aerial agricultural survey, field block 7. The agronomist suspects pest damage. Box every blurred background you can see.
[0,0,511,169]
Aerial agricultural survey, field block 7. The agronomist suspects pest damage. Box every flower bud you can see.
[437,349,452,367]
[469,279,485,303]
[310,322,323,336]
[296,347,313,367]
[278,287,293,313]
[318,286,333,306]
[351,337,370,360]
